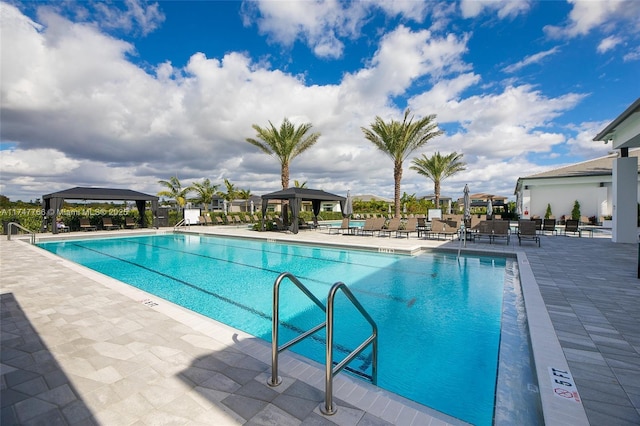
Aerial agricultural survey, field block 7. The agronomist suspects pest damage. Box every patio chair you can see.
[473,220,493,243]
[492,220,510,244]
[532,218,543,232]
[124,217,138,229]
[427,219,458,240]
[563,219,582,237]
[79,218,97,231]
[101,217,119,230]
[312,216,330,231]
[517,220,540,247]
[273,217,289,232]
[329,218,352,234]
[379,218,401,237]
[358,217,385,236]
[396,217,418,239]
[542,218,557,235]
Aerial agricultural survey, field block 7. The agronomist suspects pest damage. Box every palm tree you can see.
[238,189,252,212]
[410,152,466,209]
[246,117,320,223]
[293,180,307,188]
[190,179,218,213]
[157,176,192,212]
[246,118,320,190]
[217,179,239,213]
[361,109,444,218]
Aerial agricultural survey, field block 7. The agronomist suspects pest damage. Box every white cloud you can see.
[503,47,561,73]
[597,35,623,53]
[460,0,532,19]
[243,0,369,59]
[0,3,610,203]
[543,0,638,39]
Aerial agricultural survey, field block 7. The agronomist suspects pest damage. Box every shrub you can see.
[571,200,581,220]
[545,203,552,219]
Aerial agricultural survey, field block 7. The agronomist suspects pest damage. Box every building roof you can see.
[522,149,640,180]
[593,97,640,148]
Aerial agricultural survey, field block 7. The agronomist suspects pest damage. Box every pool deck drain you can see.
[2,225,639,425]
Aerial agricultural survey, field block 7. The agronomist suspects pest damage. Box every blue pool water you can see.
[39,234,508,425]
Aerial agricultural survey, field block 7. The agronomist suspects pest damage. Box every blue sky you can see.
[1,0,639,203]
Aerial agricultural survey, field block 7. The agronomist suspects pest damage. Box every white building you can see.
[593,98,640,243]
[515,149,640,225]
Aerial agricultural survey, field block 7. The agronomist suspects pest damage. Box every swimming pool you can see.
[38,234,522,425]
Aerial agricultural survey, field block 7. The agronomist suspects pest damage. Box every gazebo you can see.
[42,187,159,234]
[260,187,346,234]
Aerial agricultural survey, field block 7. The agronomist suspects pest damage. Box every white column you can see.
[522,189,531,219]
[596,186,608,221]
[612,156,638,243]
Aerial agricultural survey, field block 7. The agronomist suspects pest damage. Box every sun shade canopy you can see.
[42,186,159,233]
[260,187,346,234]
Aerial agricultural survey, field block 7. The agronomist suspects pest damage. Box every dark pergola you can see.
[42,187,159,234]
[261,187,346,234]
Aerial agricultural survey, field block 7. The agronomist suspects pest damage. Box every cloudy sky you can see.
[1,0,639,203]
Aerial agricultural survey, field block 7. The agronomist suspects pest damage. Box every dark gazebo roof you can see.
[43,186,158,201]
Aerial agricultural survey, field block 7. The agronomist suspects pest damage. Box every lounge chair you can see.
[273,217,289,232]
[80,218,97,231]
[396,217,418,239]
[198,215,207,225]
[204,215,213,225]
[472,220,493,243]
[517,220,540,246]
[102,217,119,230]
[124,217,138,229]
[426,219,458,240]
[379,218,401,237]
[416,217,428,234]
[563,219,582,237]
[312,216,330,230]
[329,218,352,234]
[358,217,384,236]
[542,218,557,235]
[244,214,252,223]
[491,220,510,244]
[532,218,543,232]
[215,216,224,225]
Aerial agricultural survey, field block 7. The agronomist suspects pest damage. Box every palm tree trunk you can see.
[394,161,402,218]
[434,180,441,211]
[281,164,290,225]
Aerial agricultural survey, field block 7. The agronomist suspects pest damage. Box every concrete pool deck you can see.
[1,225,638,425]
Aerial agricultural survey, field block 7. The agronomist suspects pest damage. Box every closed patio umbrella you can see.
[343,190,353,217]
[463,184,470,247]
[487,198,493,219]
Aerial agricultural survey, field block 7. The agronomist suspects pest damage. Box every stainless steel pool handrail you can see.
[268,272,327,387]
[6,222,36,244]
[269,272,378,417]
[322,281,378,415]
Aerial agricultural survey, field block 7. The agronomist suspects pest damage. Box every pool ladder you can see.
[268,272,378,416]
